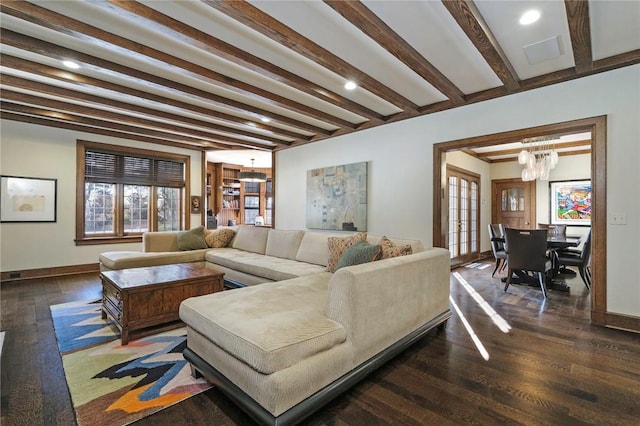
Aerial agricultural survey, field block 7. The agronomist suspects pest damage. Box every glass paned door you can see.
[492,179,535,230]
[447,166,480,266]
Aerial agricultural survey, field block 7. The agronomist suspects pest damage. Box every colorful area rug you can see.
[50,300,212,426]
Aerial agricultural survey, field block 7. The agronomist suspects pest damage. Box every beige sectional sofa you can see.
[99,225,451,425]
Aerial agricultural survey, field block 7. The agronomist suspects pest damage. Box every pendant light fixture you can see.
[238,158,267,182]
[518,137,559,181]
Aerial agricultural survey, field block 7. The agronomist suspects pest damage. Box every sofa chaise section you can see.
[180,247,451,425]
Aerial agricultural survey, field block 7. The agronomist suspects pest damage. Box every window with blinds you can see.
[84,150,184,187]
[76,141,189,244]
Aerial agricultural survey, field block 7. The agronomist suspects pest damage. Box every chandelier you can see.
[238,158,267,182]
[518,137,559,181]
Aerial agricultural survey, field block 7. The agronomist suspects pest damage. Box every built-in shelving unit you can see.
[207,162,272,227]
[208,162,241,226]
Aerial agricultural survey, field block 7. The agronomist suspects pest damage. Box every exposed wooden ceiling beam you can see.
[0,1,637,155]
[203,0,420,113]
[0,55,310,140]
[0,50,330,141]
[0,101,243,149]
[474,139,592,159]
[0,30,336,137]
[565,0,593,73]
[0,111,215,151]
[0,0,355,131]
[324,0,465,105]
[0,55,313,143]
[0,90,276,150]
[103,0,385,124]
[441,0,520,91]
[594,49,640,72]
[489,148,591,164]
[1,74,292,147]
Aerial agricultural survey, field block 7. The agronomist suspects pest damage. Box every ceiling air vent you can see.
[523,35,564,65]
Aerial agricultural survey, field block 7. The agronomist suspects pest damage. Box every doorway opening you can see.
[432,116,606,326]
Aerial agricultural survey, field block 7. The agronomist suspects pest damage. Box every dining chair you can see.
[504,228,552,298]
[488,224,507,277]
[557,229,592,290]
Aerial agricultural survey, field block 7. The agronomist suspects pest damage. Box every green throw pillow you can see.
[177,226,208,251]
[335,241,381,271]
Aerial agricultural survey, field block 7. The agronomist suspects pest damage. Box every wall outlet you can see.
[611,212,627,225]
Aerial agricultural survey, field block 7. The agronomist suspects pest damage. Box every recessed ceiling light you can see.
[520,10,541,25]
[344,81,357,91]
[260,117,271,123]
[62,60,80,69]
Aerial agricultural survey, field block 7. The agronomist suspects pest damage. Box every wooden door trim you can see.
[433,115,607,326]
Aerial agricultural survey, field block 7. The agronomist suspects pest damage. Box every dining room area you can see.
[444,136,593,304]
[488,222,591,300]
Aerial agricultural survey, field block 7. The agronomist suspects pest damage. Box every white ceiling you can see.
[1,0,638,163]
[206,149,271,168]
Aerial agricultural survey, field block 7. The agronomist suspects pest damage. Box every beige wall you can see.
[276,65,640,317]
[0,123,203,271]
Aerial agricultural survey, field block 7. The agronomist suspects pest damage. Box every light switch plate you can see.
[611,212,627,225]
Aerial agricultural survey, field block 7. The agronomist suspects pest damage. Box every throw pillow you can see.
[335,241,381,271]
[326,232,367,272]
[205,228,236,248]
[177,226,208,251]
[379,236,413,259]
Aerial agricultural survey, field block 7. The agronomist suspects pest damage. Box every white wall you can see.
[276,65,640,317]
[0,122,203,271]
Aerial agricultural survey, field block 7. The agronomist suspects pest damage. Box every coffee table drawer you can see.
[102,281,122,311]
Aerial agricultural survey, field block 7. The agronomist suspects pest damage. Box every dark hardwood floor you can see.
[1,261,638,425]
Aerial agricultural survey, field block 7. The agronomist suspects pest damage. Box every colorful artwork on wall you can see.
[549,180,591,226]
[306,162,367,231]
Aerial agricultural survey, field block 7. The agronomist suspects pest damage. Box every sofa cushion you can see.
[265,229,305,260]
[180,273,345,374]
[295,232,333,266]
[377,236,413,259]
[335,241,381,271]
[326,232,367,272]
[99,250,208,270]
[232,225,270,254]
[206,248,325,281]
[367,235,424,254]
[177,226,208,251]
[205,228,236,248]
[143,231,180,252]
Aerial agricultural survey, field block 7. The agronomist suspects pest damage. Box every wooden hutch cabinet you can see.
[207,162,272,227]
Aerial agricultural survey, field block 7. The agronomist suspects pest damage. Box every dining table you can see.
[500,234,583,292]
[546,235,582,250]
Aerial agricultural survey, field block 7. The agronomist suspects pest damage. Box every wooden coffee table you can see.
[100,263,224,345]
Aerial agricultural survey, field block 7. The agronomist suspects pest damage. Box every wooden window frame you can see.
[75,140,191,245]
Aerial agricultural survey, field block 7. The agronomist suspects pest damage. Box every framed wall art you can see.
[549,179,591,226]
[306,161,367,231]
[0,175,57,223]
[190,195,202,214]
